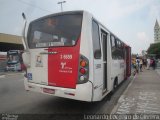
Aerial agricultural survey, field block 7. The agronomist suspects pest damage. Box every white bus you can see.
[22,11,131,102]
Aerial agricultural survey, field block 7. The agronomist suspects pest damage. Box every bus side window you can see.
[110,35,116,59]
[92,20,101,59]
[111,35,115,48]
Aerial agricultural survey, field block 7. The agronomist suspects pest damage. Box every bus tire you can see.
[113,77,118,91]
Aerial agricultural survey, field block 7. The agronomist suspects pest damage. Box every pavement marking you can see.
[115,97,136,114]
[17,79,24,82]
[5,72,24,76]
[135,91,160,113]
[0,75,5,78]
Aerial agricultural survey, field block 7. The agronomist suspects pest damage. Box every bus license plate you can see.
[43,88,55,94]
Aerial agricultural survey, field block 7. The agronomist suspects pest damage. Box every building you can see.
[0,33,23,51]
[154,20,160,43]
[0,54,7,72]
[0,54,6,62]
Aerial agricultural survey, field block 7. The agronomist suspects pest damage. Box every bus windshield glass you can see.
[28,13,83,48]
[7,52,19,64]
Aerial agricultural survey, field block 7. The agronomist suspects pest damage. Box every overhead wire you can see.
[16,0,53,13]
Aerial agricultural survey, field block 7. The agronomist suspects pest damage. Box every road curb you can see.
[111,74,137,114]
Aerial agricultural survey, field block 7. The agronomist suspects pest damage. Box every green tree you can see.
[147,43,160,55]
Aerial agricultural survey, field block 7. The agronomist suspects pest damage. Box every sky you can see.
[0,0,160,54]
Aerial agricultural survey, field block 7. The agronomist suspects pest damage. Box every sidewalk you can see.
[112,69,160,114]
[156,69,160,75]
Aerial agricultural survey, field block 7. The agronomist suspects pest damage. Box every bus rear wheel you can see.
[113,78,118,91]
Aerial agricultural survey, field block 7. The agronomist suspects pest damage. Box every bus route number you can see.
[60,54,72,60]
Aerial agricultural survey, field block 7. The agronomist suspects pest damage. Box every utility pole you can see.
[57,1,66,12]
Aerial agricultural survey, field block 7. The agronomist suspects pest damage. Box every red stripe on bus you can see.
[48,38,81,88]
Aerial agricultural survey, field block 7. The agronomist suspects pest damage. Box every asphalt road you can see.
[0,73,132,119]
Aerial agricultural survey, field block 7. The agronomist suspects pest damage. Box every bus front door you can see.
[101,30,108,93]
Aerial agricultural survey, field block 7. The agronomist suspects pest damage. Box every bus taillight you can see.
[80,60,87,67]
[80,68,86,74]
[77,55,89,84]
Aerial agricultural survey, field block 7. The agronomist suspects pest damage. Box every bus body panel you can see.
[80,12,106,101]
[27,49,48,85]
[48,40,80,88]
[110,59,126,90]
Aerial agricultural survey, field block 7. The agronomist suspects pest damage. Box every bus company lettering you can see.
[35,55,43,67]
[61,62,66,69]
[59,62,73,73]
[60,54,72,60]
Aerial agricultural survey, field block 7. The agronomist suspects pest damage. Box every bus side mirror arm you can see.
[22,12,29,51]
[22,52,31,68]
[22,13,30,68]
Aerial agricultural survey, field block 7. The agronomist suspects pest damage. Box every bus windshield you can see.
[7,52,19,64]
[28,13,83,48]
